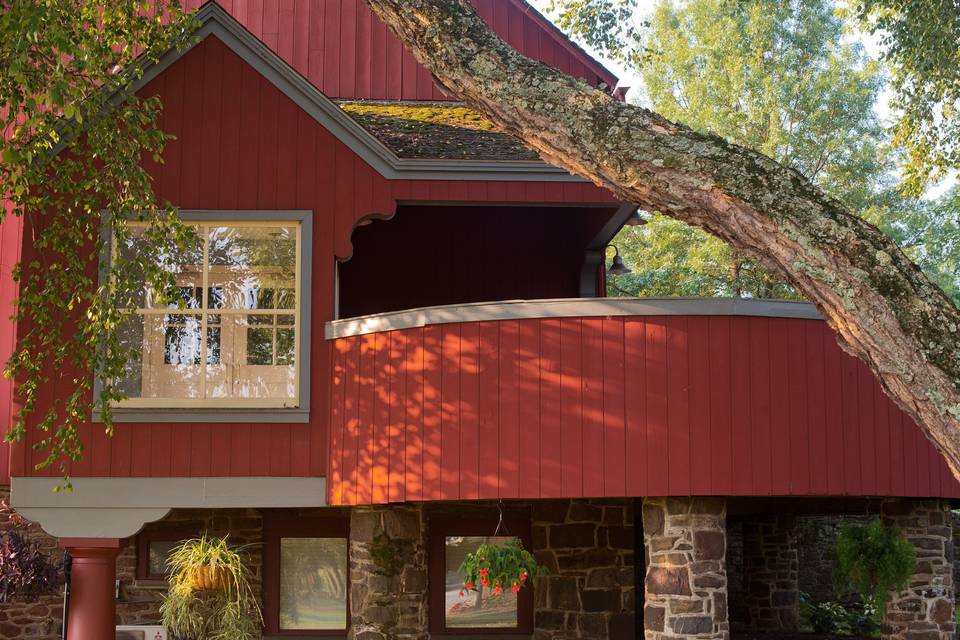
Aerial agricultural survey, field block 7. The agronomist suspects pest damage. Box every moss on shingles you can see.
[340,101,499,131]
[337,100,540,161]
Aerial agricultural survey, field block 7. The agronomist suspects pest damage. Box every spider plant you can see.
[160,534,262,640]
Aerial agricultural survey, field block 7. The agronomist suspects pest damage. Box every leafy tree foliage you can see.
[605,0,889,298]
[0,1,196,474]
[546,0,959,304]
[848,0,960,195]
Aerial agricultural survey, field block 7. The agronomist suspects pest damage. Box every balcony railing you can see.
[325,298,959,505]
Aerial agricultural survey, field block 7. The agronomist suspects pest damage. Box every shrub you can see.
[835,519,916,612]
[0,530,63,601]
[799,592,880,637]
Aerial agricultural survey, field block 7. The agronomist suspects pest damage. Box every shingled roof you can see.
[337,101,540,161]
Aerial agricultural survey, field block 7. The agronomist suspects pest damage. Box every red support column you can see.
[60,538,122,640]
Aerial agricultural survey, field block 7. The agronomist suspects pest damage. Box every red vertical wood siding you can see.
[0,211,21,485]
[8,36,613,480]
[186,0,619,102]
[328,316,960,505]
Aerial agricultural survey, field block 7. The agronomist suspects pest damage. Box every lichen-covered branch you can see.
[363,0,960,477]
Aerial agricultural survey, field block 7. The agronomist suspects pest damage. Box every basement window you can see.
[263,514,350,636]
[428,517,533,637]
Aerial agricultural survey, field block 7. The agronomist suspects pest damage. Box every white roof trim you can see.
[325,297,823,338]
[129,3,586,183]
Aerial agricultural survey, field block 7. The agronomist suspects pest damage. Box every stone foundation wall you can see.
[530,498,636,639]
[348,505,428,640]
[0,488,64,639]
[741,514,799,631]
[881,499,955,640]
[642,497,728,640]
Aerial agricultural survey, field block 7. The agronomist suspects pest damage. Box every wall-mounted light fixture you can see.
[607,244,632,275]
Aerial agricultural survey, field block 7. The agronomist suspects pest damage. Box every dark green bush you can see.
[835,519,916,611]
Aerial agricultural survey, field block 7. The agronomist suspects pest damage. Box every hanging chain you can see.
[493,499,511,537]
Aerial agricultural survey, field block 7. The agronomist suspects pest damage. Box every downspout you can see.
[60,550,71,640]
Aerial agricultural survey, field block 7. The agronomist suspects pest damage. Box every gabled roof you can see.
[117,3,590,182]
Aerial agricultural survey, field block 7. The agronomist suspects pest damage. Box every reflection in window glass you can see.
[445,536,518,628]
[280,538,348,630]
[114,222,299,406]
[148,540,181,577]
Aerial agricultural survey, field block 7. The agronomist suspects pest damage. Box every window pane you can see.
[117,225,203,310]
[118,313,201,400]
[148,540,181,577]
[277,329,295,365]
[280,538,347,631]
[208,226,296,310]
[445,536,518,628]
[247,328,274,365]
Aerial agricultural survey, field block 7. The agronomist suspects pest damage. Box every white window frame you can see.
[95,210,312,423]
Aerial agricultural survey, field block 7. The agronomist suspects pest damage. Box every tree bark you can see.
[362,0,960,477]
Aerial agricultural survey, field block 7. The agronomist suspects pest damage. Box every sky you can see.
[528,0,956,199]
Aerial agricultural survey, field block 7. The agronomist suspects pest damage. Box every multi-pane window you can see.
[114,222,301,407]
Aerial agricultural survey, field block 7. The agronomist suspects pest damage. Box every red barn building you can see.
[1,2,956,640]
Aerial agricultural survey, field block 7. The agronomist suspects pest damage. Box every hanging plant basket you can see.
[161,534,262,640]
[184,564,231,592]
[459,537,547,597]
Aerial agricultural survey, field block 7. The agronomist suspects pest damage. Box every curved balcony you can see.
[325,298,960,505]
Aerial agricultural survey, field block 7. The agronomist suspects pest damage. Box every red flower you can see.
[520,571,528,582]
[481,577,488,587]
[459,590,465,597]
[493,583,503,595]
[511,582,521,593]
[466,582,474,590]
[479,568,489,577]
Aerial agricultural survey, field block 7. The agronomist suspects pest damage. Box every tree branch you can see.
[363,0,960,477]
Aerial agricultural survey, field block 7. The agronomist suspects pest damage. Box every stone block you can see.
[609,612,635,639]
[578,612,609,637]
[581,589,620,612]
[556,547,617,571]
[644,605,666,631]
[646,566,691,596]
[671,615,714,634]
[586,567,621,589]
[351,509,381,543]
[548,576,581,610]
[536,609,566,631]
[568,502,603,522]
[550,523,596,548]
[642,503,665,536]
[534,500,572,523]
[608,526,635,550]
[693,530,725,560]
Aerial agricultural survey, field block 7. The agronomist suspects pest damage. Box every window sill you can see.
[92,408,310,423]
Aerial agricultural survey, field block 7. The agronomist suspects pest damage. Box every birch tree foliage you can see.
[0,1,197,475]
